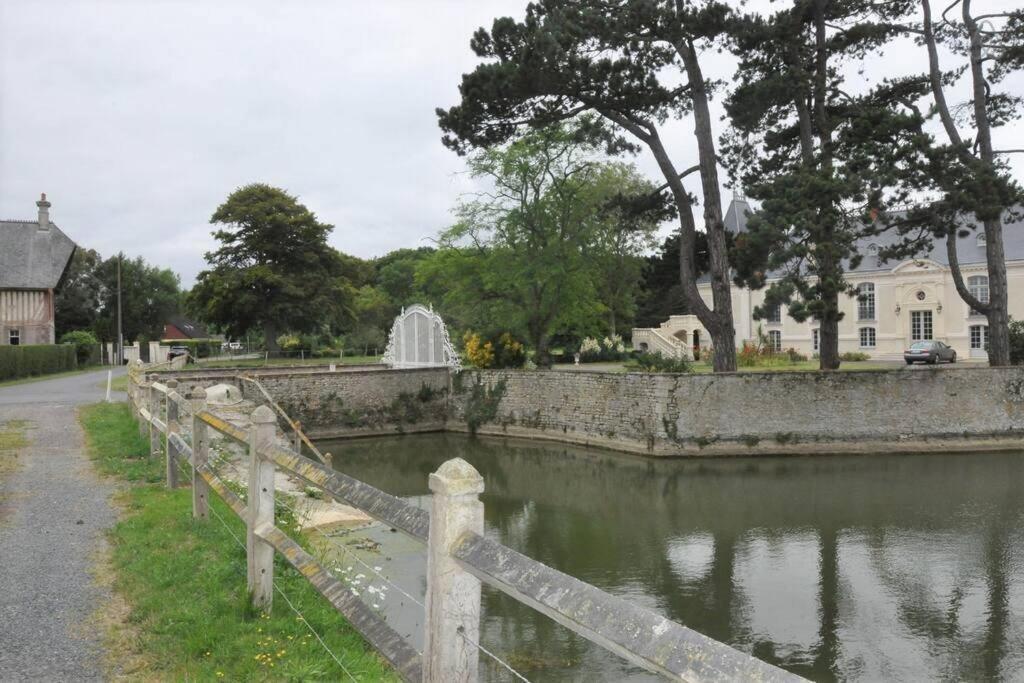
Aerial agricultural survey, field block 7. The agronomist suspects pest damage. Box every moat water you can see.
[316,433,1024,682]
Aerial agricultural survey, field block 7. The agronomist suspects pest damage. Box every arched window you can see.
[968,275,989,316]
[857,282,875,321]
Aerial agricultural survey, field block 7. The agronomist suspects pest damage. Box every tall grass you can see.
[79,403,398,681]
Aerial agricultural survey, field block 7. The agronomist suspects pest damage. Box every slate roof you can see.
[0,220,76,290]
[166,316,210,339]
[705,199,1024,281]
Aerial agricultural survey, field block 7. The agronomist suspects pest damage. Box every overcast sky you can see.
[2,1,1021,287]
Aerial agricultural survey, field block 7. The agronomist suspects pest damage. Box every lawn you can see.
[78,403,398,681]
[195,355,381,370]
[554,359,900,374]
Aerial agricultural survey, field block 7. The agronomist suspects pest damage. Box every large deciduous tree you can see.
[189,184,353,352]
[724,0,930,369]
[420,125,655,364]
[93,254,181,343]
[437,0,741,371]
[55,247,102,338]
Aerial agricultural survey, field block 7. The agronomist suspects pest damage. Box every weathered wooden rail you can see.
[127,363,803,683]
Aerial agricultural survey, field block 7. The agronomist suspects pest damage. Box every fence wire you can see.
[201,469,360,683]
[162,403,533,683]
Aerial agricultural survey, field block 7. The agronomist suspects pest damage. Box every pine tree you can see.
[437,0,742,371]
[724,0,930,369]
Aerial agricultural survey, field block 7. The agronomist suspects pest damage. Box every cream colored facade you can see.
[636,254,1020,361]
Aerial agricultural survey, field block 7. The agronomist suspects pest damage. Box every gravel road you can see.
[0,367,126,681]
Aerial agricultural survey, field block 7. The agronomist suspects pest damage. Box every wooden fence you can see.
[127,365,802,683]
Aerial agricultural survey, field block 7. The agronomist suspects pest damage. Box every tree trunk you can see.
[680,40,736,373]
[819,315,841,371]
[263,321,279,354]
[984,218,1011,365]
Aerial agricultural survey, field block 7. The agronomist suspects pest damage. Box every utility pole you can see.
[117,253,124,365]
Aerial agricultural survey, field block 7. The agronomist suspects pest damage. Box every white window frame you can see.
[967,275,989,316]
[8,328,19,346]
[767,329,782,352]
[857,282,876,321]
[970,325,988,350]
[859,327,876,349]
[911,310,933,341]
[765,303,782,324]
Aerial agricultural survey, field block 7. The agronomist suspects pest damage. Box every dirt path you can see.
[0,368,124,680]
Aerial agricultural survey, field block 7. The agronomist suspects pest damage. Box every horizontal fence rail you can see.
[126,361,804,683]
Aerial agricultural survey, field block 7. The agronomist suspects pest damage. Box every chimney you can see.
[36,192,51,230]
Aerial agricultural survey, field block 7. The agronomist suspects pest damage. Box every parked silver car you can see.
[904,340,957,365]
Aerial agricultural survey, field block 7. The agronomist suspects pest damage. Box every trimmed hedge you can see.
[0,344,78,382]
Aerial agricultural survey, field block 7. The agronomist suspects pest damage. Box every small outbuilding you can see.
[0,194,77,345]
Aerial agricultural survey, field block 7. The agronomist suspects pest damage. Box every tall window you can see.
[765,303,782,324]
[812,328,820,353]
[970,325,988,350]
[857,282,876,320]
[859,327,876,348]
[968,275,989,316]
[911,310,933,341]
[8,329,19,346]
[768,330,782,352]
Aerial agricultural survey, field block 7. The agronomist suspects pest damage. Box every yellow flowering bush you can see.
[463,332,495,368]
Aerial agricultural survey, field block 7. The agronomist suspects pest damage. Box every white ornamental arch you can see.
[381,304,461,370]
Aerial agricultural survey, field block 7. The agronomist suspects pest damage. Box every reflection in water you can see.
[318,433,1024,682]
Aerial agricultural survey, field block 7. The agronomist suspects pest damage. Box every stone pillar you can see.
[423,458,485,683]
[190,387,209,520]
[247,405,277,610]
[165,379,179,488]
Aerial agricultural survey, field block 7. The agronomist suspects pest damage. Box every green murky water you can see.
[317,433,1024,682]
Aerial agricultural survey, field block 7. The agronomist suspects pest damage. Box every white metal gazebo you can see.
[381,304,461,370]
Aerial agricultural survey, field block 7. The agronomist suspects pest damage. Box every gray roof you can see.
[706,200,1024,281]
[0,220,76,290]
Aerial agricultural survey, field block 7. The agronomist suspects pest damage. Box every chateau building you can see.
[633,198,1024,361]
[0,194,77,345]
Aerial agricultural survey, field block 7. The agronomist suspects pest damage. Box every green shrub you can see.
[632,351,692,373]
[0,344,77,381]
[60,330,100,365]
[1009,319,1024,365]
[840,351,870,362]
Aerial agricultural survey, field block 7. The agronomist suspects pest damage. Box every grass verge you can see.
[79,402,398,681]
[0,420,29,479]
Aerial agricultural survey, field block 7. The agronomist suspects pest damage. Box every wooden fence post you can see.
[247,405,277,611]
[164,379,179,489]
[293,420,302,454]
[190,387,210,520]
[147,375,160,456]
[423,458,484,683]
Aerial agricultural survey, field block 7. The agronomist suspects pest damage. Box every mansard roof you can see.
[0,220,76,290]
[706,201,1023,282]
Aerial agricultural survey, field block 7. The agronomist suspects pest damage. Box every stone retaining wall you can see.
[160,364,1024,456]
[447,367,1024,456]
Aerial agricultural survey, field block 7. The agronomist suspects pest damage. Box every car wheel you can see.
[950,353,957,363]
[906,360,914,365]
[928,355,937,364]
